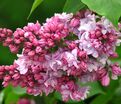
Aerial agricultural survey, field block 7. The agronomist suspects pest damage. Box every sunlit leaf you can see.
[0,91,4,104]
[81,0,121,27]
[5,92,19,104]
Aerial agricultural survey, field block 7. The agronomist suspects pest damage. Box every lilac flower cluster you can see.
[0,10,121,102]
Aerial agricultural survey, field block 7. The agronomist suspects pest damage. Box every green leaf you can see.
[28,0,43,18]
[12,86,26,95]
[54,91,61,100]
[91,80,120,104]
[87,82,105,97]
[0,86,13,104]
[0,91,4,104]
[111,59,121,65]
[44,93,57,104]
[79,81,104,98]
[3,85,12,95]
[81,0,121,27]
[2,85,26,104]
[63,0,85,13]
[5,92,19,104]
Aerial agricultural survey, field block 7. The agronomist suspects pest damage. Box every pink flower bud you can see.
[111,63,121,75]
[101,74,110,86]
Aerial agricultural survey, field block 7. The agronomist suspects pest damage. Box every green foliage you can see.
[81,0,121,27]
[1,86,11,104]
[5,92,19,104]
[28,0,43,18]
[86,82,105,97]
[110,79,121,104]
[63,0,85,13]
[91,80,120,104]
[0,85,26,104]
[12,86,26,95]
[43,93,57,104]
[0,91,4,104]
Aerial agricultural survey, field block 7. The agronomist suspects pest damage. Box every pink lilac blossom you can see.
[77,14,120,58]
[0,10,121,102]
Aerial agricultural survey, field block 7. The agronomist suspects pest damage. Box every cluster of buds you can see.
[0,10,121,102]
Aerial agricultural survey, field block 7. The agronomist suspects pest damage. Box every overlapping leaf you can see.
[81,0,121,27]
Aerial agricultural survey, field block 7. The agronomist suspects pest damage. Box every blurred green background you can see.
[0,0,121,104]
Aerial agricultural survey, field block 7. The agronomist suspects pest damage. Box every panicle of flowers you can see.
[0,10,121,102]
